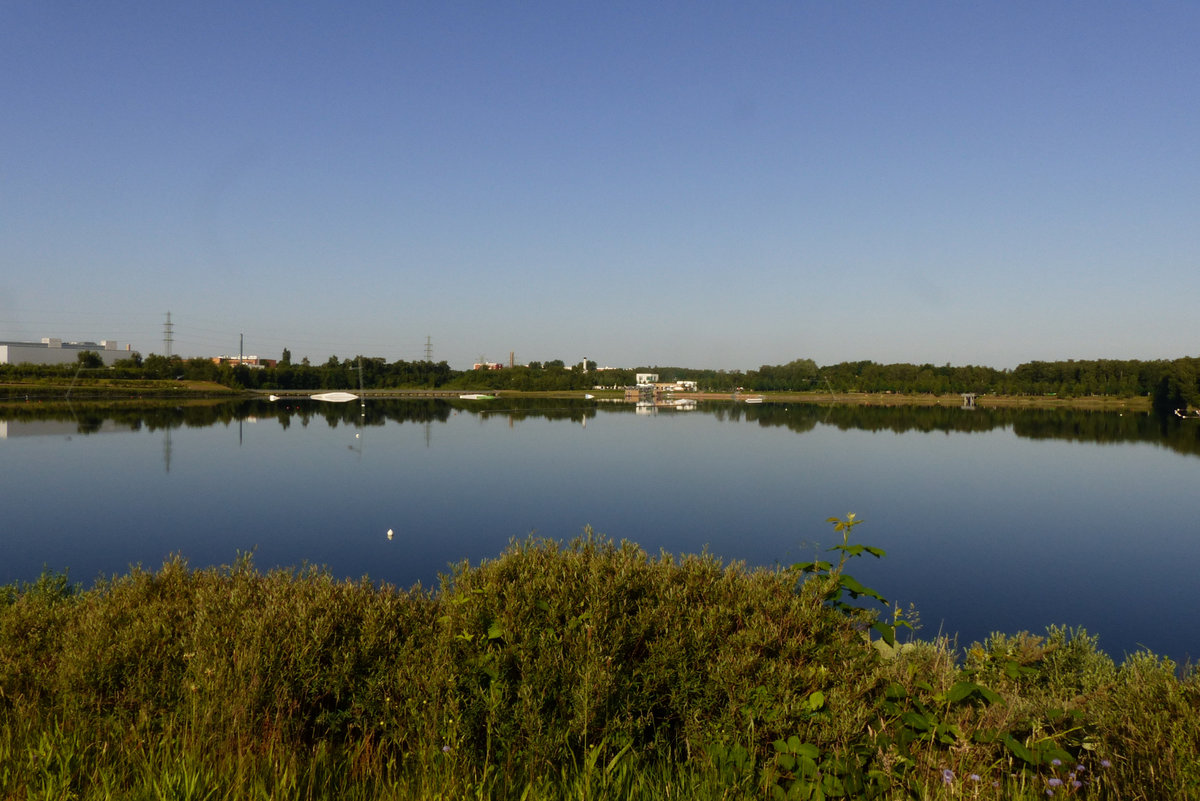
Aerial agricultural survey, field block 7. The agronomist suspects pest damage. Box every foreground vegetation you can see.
[2,518,1197,800]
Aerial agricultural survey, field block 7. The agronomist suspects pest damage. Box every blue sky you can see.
[3,2,1198,370]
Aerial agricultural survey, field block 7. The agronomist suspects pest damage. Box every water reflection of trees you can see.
[0,398,596,433]
[6,399,1200,459]
[735,403,1200,458]
[0,401,238,433]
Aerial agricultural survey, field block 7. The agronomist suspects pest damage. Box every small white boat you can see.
[744,396,765,404]
[268,394,280,401]
[311,391,359,403]
[459,393,496,400]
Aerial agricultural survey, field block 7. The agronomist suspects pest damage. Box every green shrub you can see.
[0,527,1197,800]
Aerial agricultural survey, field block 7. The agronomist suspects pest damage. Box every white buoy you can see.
[387,528,394,540]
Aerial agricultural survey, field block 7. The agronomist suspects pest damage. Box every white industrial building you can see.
[0,338,132,367]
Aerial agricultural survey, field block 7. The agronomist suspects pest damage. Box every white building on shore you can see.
[0,338,132,366]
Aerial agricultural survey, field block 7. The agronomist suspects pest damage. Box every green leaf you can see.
[796,742,820,759]
[863,546,886,558]
[821,773,846,796]
[1042,746,1073,766]
[872,621,896,647]
[1004,735,1035,765]
[946,681,985,704]
[605,742,633,776]
[977,685,1003,705]
[806,691,826,712]
[837,576,886,604]
[935,722,962,744]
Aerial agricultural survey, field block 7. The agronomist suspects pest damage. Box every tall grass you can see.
[1,526,1197,799]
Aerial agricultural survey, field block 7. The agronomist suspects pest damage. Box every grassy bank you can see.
[681,391,1154,411]
[2,525,1197,800]
[0,378,240,403]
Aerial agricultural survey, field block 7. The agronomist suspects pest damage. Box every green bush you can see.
[1,526,1197,799]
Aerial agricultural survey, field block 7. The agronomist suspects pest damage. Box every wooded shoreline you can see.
[0,379,1157,412]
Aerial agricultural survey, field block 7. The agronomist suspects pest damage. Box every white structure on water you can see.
[0,338,132,366]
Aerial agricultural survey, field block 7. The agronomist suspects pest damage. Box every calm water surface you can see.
[3,398,1199,665]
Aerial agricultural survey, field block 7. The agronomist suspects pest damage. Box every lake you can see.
[3,397,1198,666]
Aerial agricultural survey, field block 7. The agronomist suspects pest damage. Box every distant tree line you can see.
[122,353,459,391]
[4,350,1199,411]
[743,357,1200,411]
[29,352,749,395]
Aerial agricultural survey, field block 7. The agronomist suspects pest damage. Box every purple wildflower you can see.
[1048,778,1063,787]
[942,768,955,785]
[1101,759,1112,768]
[969,774,981,782]
[1051,759,1062,767]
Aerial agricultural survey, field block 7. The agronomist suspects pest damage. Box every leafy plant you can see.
[793,514,907,647]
